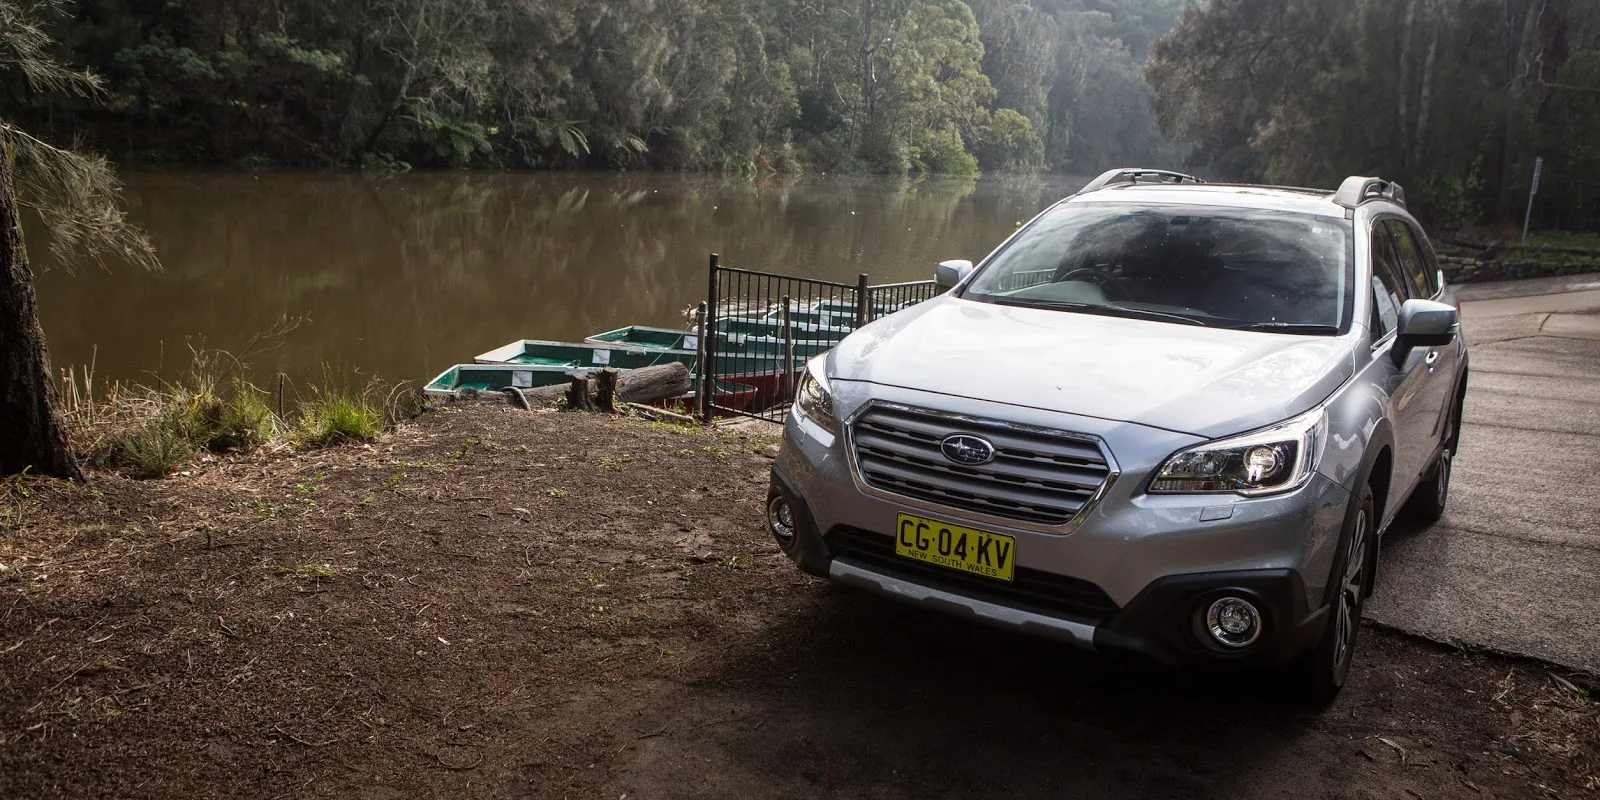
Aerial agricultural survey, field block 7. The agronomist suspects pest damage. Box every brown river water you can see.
[34,171,1088,389]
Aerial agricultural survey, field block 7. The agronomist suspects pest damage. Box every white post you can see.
[1522,156,1543,246]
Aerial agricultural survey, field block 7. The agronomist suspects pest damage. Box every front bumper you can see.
[770,387,1352,666]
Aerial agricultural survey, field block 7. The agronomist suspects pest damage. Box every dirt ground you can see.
[1,407,1595,799]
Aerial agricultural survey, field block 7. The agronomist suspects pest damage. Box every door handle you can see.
[1424,350,1440,366]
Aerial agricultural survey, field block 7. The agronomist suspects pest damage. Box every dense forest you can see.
[1148,0,1600,231]
[9,0,1600,228]
[27,0,1181,176]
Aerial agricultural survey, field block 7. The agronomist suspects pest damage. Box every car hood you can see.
[829,296,1356,439]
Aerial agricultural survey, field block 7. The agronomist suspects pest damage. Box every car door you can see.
[1385,219,1459,444]
[1368,220,1435,513]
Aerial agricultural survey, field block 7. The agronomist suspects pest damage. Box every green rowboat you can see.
[423,364,593,398]
[424,362,759,412]
[585,326,700,352]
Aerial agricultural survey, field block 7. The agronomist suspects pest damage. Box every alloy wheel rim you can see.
[1334,507,1369,672]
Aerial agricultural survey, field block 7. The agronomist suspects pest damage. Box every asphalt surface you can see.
[1365,273,1600,677]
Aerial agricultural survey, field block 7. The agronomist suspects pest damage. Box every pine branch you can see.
[2,125,158,274]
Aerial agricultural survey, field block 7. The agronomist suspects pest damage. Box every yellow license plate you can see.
[894,513,1016,582]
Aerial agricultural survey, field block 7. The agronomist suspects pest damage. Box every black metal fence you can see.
[697,254,944,423]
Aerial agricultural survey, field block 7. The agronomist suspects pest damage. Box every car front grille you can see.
[850,405,1115,526]
[825,527,1120,623]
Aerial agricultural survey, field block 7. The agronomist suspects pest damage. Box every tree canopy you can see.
[22,0,1180,175]
[12,0,1598,228]
[1146,0,1600,230]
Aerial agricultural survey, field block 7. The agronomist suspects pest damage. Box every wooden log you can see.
[594,368,619,413]
[615,362,691,404]
[519,362,692,410]
[565,373,594,411]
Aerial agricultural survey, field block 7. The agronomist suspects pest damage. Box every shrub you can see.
[106,417,194,479]
[206,382,276,452]
[296,388,384,446]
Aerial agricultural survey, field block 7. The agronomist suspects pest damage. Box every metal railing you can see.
[697,254,946,422]
[863,279,943,322]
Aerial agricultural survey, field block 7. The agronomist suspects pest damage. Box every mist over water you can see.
[34,171,1089,388]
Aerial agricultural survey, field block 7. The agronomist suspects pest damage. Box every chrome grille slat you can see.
[854,431,1106,491]
[852,406,1115,526]
[857,411,1107,465]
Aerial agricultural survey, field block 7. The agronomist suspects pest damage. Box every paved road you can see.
[1366,273,1600,676]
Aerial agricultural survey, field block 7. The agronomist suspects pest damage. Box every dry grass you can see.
[54,325,418,480]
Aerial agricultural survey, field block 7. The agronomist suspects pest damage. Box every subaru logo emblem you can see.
[941,434,996,466]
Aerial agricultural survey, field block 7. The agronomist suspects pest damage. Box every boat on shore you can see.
[472,338,692,370]
[423,363,594,399]
[471,336,817,408]
[442,296,887,413]
[424,362,759,414]
[585,326,700,352]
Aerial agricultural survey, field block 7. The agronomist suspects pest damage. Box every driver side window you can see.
[1369,226,1408,340]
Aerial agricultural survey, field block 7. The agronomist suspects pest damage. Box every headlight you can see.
[793,360,837,431]
[1150,407,1326,496]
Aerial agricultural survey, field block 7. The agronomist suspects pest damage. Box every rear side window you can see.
[1384,219,1439,298]
[1369,228,1408,339]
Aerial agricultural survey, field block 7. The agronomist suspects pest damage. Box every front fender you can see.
[1318,378,1394,503]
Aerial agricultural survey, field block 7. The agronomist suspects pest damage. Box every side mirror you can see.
[935,259,974,289]
[1396,298,1458,348]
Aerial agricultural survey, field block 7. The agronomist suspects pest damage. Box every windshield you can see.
[960,203,1352,333]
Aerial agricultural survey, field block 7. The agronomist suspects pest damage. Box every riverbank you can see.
[1,406,1594,797]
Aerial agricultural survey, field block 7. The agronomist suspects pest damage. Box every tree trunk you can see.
[1496,0,1545,220]
[1397,0,1418,165]
[0,143,85,481]
[855,0,875,153]
[1412,11,1442,170]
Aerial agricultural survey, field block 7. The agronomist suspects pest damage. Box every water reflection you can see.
[34,171,1086,386]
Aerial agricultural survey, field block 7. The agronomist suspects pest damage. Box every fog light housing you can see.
[767,494,795,541]
[1205,596,1262,649]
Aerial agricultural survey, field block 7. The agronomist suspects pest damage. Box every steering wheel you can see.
[1056,267,1131,301]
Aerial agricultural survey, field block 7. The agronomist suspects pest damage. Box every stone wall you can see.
[1439,254,1600,284]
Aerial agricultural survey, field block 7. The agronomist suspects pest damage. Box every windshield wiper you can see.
[989,298,1207,326]
[1222,321,1339,334]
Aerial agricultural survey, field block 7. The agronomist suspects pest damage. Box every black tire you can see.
[1402,378,1460,526]
[1293,483,1376,706]
[1401,447,1452,526]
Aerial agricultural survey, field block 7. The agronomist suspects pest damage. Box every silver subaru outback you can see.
[766,169,1468,702]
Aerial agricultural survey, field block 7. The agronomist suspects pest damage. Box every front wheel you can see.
[1293,484,1375,706]
[1401,448,1452,525]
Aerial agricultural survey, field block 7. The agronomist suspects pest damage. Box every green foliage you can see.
[93,378,277,477]
[1420,159,1487,231]
[22,0,1186,176]
[103,416,193,479]
[295,388,385,446]
[1146,0,1600,230]
[975,108,1044,171]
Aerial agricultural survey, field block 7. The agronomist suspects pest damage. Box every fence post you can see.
[701,254,720,424]
[856,273,870,329]
[780,295,794,402]
[1522,156,1544,246]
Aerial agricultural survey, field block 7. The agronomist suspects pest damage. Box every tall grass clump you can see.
[294,385,385,446]
[60,321,420,477]
[91,379,279,477]
[104,415,194,479]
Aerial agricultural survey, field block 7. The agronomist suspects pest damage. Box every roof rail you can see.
[1079,168,1205,194]
[1332,176,1406,209]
